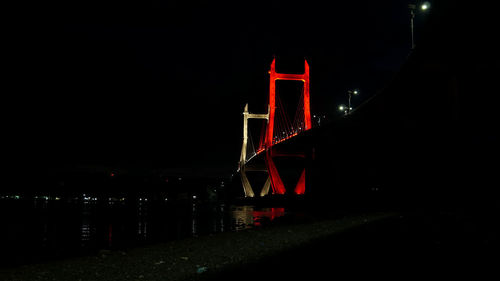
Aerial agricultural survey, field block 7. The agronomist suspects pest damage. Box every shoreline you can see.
[1,212,396,281]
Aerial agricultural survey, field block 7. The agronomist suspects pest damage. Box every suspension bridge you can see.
[238,58,312,198]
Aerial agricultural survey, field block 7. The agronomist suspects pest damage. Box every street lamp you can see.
[313,114,325,127]
[409,2,431,49]
[338,104,352,115]
[347,89,358,114]
[338,89,358,116]
[338,105,347,115]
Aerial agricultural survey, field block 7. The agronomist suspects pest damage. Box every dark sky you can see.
[7,0,424,178]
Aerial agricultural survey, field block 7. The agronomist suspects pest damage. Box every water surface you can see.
[0,195,291,266]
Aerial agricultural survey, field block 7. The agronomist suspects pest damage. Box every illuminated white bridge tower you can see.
[239,104,271,197]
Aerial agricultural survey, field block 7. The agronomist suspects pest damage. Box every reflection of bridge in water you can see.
[231,206,286,230]
[239,58,312,197]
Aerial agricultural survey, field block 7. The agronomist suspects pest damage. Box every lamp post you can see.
[339,89,359,116]
[313,114,325,127]
[409,4,416,49]
[409,2,431,49]
[347,90,358,114]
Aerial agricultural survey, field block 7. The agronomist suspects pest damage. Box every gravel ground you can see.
[0,212,395,281]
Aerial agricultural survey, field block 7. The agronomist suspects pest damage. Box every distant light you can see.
[349,107,353,110]
[421,2,430,10]
[192,195,197,199]
[339,105,345,111]
[165,198,168,201]
[353,90,358,95]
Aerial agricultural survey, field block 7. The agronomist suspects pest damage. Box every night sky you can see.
[7,0,426,179]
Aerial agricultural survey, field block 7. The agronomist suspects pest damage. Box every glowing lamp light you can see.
[353,90,358,95]
[421,2,430,10]
[339,105,345,111]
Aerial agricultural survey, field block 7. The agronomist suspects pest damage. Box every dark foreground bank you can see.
[1,210,499,280]
[0,213,391,281]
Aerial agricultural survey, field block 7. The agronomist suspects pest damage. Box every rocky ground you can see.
[1,210,499,280]
[0,212,392,281]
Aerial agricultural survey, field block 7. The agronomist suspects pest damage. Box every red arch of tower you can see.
[265,58,311,195]
[266,58,311,146]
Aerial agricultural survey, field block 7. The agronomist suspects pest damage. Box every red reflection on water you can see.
[294,169,306,195]
[253,208,285,226]
[108,224,113,246]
